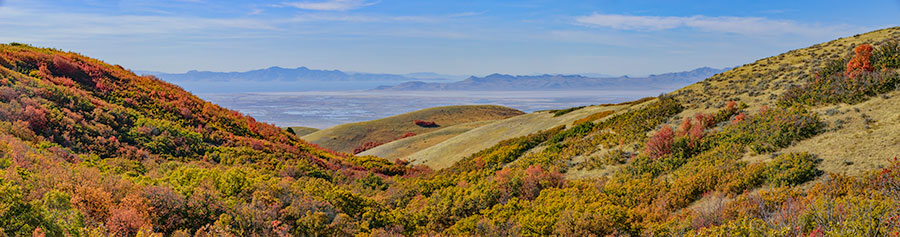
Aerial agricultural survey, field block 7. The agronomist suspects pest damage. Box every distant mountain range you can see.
[373,67,726,91]
[142,66,454,82]
[138,66,725,93]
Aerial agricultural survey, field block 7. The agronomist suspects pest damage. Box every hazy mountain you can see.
[148,66,451,82]
[373,67,726,91]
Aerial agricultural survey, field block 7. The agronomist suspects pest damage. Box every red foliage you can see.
[401,132,417,138]
[677,117,693,137]
[846,44,875,78]
[353,141,385,154]
[646,125,674,159]
[732,112,747,124]
[726,101,738,111]
[521,165,564,200]
[413,120,438,127]
[22,105,47,131]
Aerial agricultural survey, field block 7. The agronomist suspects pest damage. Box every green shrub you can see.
[766,152,819,187]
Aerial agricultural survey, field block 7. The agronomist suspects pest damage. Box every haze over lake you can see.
[196,90,666,129]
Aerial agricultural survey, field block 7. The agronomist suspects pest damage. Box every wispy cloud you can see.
[282,0,377,11]
[0,7,276,37]
[575,13,858,37]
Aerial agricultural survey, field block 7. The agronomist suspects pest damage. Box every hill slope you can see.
[302,105,524,153]
[401,102,642,169]
[357,120,494,160]
[670,27,900,175]
[0,43,409,236]
[285,126,319,136]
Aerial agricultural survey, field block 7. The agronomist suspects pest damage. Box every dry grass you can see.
[284,126,319,137]
[357,120,494,160]
[407,102,638,169]
[744,89,900,176]
[671,27,900,115]
[669,27,900,177]
[301,105,524,153]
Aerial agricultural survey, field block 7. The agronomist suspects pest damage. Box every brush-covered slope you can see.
[302,105,524,153]
[0,43,410,236]
[671,27,900,175]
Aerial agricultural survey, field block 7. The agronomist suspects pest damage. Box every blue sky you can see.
[0,0,898,76]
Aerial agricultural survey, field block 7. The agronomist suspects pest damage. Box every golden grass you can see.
[357,120,495,160]
[301,105,524,153]
[407,102,642,170]
[284,126,319,137]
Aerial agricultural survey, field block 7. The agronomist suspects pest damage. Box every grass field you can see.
[301,105,524,153]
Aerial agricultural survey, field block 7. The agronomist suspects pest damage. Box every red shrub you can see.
[646,125,674,159]
[413,120,438,127]
[726,101,738,111]
[353,141,384,154]
[732,112,747,124]
[401,132,417,138]
[520,165,564,200]
[846,44,875,78]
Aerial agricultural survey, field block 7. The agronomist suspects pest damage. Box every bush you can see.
[413,120,438,127]
[845,44,875,78]
[874,41,900,70]
[766,152,819,187]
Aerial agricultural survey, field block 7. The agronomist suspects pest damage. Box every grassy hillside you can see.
[302,105,524,153]
[671,27,900,175]
[405,101,644,169]
[357,120,494,160]
[284,126,319,137]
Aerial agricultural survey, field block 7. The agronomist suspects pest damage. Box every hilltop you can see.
[373,67,724,91]
[301,105,524,153]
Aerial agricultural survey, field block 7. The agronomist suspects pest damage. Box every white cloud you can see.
[575,13,858,37]
[282,0,377,11]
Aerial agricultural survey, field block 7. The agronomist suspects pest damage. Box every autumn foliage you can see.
[846,44,874,78]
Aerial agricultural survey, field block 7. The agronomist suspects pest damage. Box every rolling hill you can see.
[396,101,642,169]
[301,105,524,153]
[356,120,495,161]
[284,126,319,137]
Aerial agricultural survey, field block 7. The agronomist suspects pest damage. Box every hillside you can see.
[0,43,409,236]
[357,120,494,160]
[373,67,724,91]
[284,126,319,137]
[302,105,524,153]
[400,101,645,169]
[670,27,900,175]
